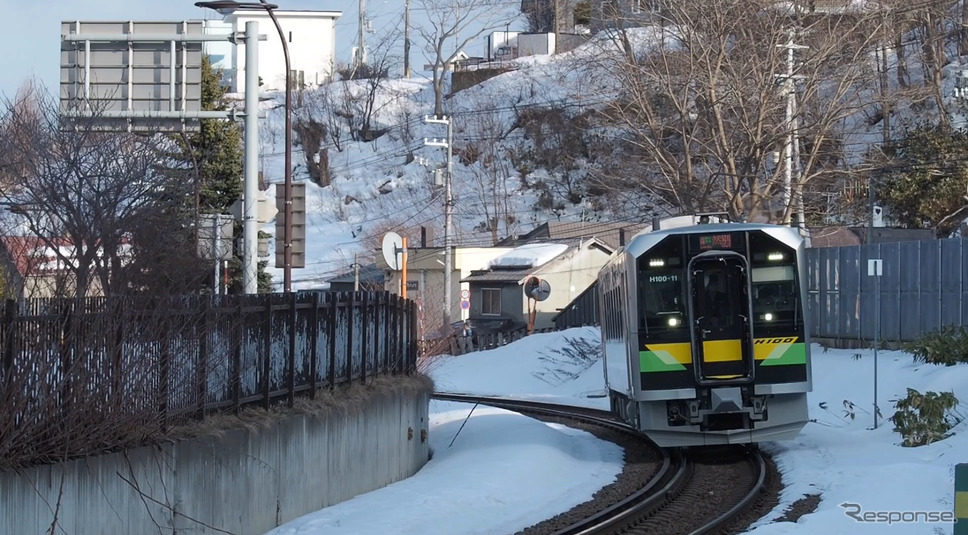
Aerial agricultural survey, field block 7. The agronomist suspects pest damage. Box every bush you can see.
[903,325,968,366]
[890,388,963,447]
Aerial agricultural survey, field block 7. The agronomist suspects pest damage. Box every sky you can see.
[0,0,524,100]
[261,326,968,535]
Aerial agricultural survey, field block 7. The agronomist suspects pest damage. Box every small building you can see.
[424,51,472,73]
[461,238,613,332]
[0,236,115,298]
[498,220,646,250]
[203,9,342,93]
[590,0,659,32]
[378,243,513,336]
[326,263,385,292]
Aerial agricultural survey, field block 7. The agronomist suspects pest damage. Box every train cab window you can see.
[751,264,799,332]
[747,232,802,334]
[637,237,686,340]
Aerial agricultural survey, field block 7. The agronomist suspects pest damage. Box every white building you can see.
[202,10,341,93]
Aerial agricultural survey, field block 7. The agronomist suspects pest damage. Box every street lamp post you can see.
[196,0,294,293]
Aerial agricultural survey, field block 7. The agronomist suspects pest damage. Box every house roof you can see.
[497,221,646,250]
[460,267,534,283]
[461,237,611,284]
[0,236,74,277]
[327,263,385,284]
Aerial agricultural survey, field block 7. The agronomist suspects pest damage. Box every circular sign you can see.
[460,289,469,299]
[460,300,470,310]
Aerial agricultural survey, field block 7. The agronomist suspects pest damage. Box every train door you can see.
[688,252,754,385]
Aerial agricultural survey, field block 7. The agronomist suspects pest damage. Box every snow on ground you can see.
[266,327,968,534]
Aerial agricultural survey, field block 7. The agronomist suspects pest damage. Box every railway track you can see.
[432,393,771,535]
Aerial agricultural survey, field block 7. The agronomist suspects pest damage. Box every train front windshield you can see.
[637,230,803,341]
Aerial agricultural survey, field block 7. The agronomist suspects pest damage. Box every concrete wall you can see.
[0,377,431,535]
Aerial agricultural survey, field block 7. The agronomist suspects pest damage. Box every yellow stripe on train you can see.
[702,339,742,362]
[753,337,800,361]
[644,337,802,365]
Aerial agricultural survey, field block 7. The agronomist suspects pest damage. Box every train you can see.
[598,214,812,447]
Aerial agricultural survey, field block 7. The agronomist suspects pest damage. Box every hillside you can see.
[260,12,968,292]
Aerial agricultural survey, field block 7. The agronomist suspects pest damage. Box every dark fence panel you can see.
[553,280,601,330]
[0,291,417,447]
[805,237,968,343]
[941,239,963,327]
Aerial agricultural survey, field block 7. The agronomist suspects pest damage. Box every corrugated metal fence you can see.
[806,237,968,342]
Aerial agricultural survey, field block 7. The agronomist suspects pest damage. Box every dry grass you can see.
[166,374,435,443]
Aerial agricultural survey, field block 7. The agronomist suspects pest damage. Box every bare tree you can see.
[416,0,512,117]
[593,1,885,224]
[0,87,194,297]
[455,101,522,243]
[294,34,407,186]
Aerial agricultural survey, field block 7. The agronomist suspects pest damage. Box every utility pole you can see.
[243,21,260,294]
[404,0,411,78]
[354,252,360,291]
[357,0,366,67]
[776,29,807,226]
[423,115,454,330]
[553,0,559,36]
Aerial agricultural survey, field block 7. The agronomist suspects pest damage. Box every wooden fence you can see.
[443,326,558,356]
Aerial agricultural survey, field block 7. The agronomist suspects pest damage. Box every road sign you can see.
[59,20,216,132]
[460,289,469,299]
[230,190,278,224]
[196,214,233,261]
[460,300,470,310]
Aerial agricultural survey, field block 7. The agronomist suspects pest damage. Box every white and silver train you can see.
[599,215,812,447]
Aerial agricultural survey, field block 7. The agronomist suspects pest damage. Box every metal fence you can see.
[806,237,968,342]
[0,291,418,431]
[553,281,600,330]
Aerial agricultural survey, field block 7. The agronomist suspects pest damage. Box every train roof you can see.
[622,221,805,258]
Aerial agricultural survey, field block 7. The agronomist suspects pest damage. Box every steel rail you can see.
[432,392,769,535]
[687,448,767,535]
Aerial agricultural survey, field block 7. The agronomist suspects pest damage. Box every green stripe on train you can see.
[760,342,807,367]
[640,350,688,372]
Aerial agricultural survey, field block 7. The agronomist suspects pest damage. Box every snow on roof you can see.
[488,243,568,269]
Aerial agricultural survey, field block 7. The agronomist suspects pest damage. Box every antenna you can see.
[382,232,408,298]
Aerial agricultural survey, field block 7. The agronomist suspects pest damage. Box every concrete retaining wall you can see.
[0,377,432,535]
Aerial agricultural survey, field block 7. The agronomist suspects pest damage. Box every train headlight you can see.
[763,313,774,321]
[767,252,784,261]
[668,317,679,327]
[649,259,665,267]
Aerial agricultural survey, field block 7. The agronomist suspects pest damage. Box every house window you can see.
[630,0,643,14]
[482,288,501,315]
